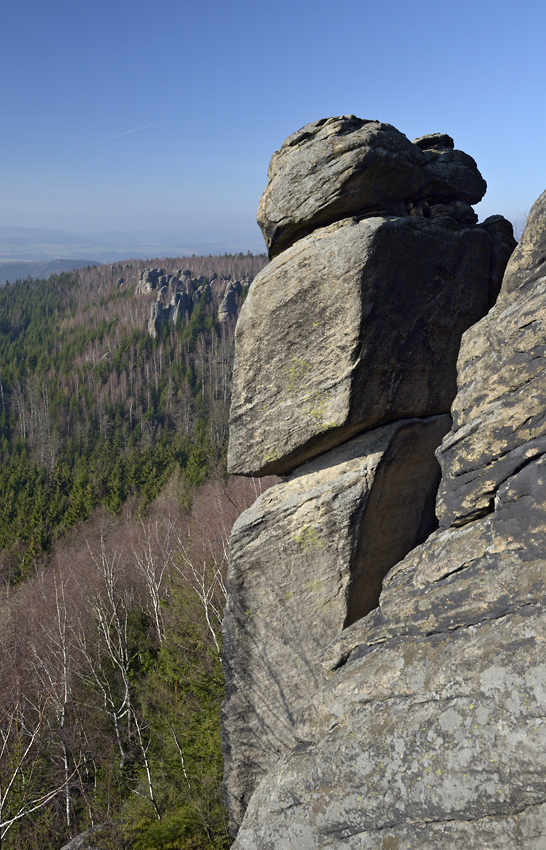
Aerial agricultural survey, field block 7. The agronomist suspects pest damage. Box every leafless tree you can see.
[74,538,161,820]
[0,673,79,847]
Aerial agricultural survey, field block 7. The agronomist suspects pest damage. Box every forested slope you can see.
[0,254,266,581]
[0,254,271,850]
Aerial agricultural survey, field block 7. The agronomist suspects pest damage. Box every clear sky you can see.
[1,0,545,250]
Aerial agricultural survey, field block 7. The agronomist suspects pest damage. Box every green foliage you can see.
[0,265,238,577]
[124,585,231,849]
[0,257,267,848]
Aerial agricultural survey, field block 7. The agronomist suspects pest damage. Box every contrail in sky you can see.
[101,125,153,141]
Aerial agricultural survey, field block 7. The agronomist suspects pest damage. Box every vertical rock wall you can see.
[228,180,546,846]
[221,116,516,838]
[222,416,450,827]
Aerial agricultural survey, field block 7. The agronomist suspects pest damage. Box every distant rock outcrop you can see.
[222,116,517,839]
[136,267,164,293]
[218,280,243,323]
[137,267,248,337]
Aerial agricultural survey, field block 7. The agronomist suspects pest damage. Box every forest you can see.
[0,254,273,850]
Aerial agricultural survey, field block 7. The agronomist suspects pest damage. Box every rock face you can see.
[230,117,515,478]
[222,415,449,828]
[257,117,487,259]
[137,267,248,337]
[136,267,164,293]
[234,464,546,848]
[228,214,503,478]
[222,115,520,845]
[227,191,546,848]
[218,279,243,323]
[60,828,102,850]
[437,188,546,527]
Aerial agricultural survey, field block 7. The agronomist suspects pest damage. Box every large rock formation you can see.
[222,115,517,840]
[436,187,546,527]
[223,415,449,828]
[228,215,497,477]
[234,467,546,848]
[226,177,546,847]
[137,267,248,337]
[230,119,514,478]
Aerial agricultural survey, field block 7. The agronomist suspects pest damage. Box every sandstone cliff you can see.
[229,186,546,850]
[221,114,521,844]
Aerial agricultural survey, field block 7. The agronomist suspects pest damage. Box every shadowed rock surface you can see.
[60,827,103,850]
[229,192,546,849]
[228,214,497,478]
[222,415,449,830]
[231,454,546,849]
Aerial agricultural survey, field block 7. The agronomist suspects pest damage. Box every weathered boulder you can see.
[60,827,102,850]
[436,189,546,527]
[257,117,423,258]
[477,214,517,306]
[413,132,487,208]
[499,188,546,299]
[228,214,497,478]
[222,415,449,832]
[257,117,487,258]
[136,267,165,293]
[231,446,546,850]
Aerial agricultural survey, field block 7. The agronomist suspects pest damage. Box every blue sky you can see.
[1,0,544,251]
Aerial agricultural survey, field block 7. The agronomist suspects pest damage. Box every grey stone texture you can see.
[223,114,538,849]
[60,827,102,850]
[257,116,487,259]
[228,186,546,849]
[477,214,517,306]
[218,280,242,323]
[231,453,546,850]
[138,267,245,337]
[136,266,165,293]
[436,188,546,527]
[228,214,497,478]
[222,415,449,832]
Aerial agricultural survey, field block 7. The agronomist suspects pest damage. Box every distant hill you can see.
[0,258,95,285]
[0,224,266,263]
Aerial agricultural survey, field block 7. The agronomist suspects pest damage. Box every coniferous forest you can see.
[0,255,273,850]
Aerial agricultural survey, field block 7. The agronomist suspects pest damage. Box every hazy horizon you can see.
[0,224,267,265]
[2,0,544,240]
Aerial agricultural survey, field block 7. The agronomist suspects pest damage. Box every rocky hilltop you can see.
[218,115,546,848]
[136,266,251,336]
